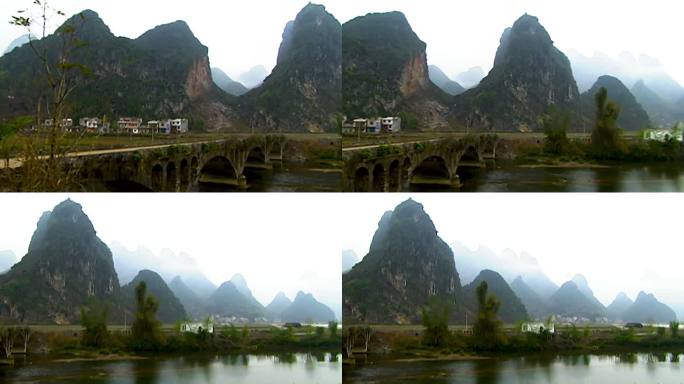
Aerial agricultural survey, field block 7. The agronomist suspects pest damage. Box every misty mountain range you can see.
[0,199,336,325]
[343,200,680,324]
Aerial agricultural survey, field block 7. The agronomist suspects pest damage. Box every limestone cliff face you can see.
[343,199,463,324]
[452,14,580,132]
[0,199,119,324]
[0,11,237,130]
[185,56,212,99]
[342,11,450,130]
[238,3,341,133]
[399,53,429,97]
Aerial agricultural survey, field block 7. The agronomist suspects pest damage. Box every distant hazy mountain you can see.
[205,281,265,320]
[110,242,216,298]
[631,80,680,126]
[463,270,529,324]
[580,75,651,131]
[607,292,634,320]
[238,65,269,88]
[549,281,606,320]
[621,292,677,324]
[168,276,204,318]
[454,66,485,89]
[121,270,188,323]
[280,291,336,323]
[3,34,34,55]
[342,250,358,273]
[451,241,557,299]
[211,67,248,96]
[571,274,596,300]
[228,273,265,310]
[428,65,465,95]
[265,291,292,321]
[568,50,684,103]
[0,250,18,273]
[510,276,549,320]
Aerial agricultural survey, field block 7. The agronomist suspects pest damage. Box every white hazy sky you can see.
[1,0,683,84]
[0,194,342,317]
[341,194,684,319]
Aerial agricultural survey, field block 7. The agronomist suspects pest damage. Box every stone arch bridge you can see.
[343,135,501,192]
[76,135,287,191]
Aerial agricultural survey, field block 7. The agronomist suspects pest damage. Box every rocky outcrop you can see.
[0,199,119,324]
[185,56,212,99]
[343,199,463,324]
[237,3,341,133]
[342,11,450,130]
[452,14,580,132]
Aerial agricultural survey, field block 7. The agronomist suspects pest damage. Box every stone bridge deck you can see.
[342,135,502,192]
[71,135,287,191]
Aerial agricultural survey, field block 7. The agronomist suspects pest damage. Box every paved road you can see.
[0,140,221,169]
[342,138,444,152]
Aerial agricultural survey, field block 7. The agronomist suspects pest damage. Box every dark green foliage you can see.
[130,281,163,351]
[328,321,338,338]
[421,299,451,347]
[79,299,110,347]
[121,270,187,324]
[472,281,503,349]
[398,111,419,131]
[590,87,625,158]
[464,270,528,324]
[582,75,651,131]
[543,107,571,155]
[671,321,680,338]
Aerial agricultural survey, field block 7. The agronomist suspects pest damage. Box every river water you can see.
[1,352,342,384]
[198,162,342,192]
[343,352,683,383]
[410,162,684,192]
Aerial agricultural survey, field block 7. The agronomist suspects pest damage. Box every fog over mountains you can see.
[342,196,683,324]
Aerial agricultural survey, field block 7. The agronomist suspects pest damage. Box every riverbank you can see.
[343,324,684,365]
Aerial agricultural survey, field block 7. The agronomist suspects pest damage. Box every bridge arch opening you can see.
[180,159,189,191]
[199,156,238,187]
[166,162,177,192]
[246,147,266,164]
[412,156,450,182]
[388,160,400,192]
[460,145,480,162]
[151,164,163,191]
[353,167,369,192]
[372,164,385,192]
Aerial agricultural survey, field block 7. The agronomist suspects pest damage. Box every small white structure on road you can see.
[180,322,214,334]
[522,322,555,334]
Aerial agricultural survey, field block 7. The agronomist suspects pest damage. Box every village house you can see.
[79,117,109,134]
[170,118,189,133]
[44,118,74,131]
[117,117,143,134]
[381,117,402,133]
[644,123,684,142]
